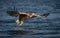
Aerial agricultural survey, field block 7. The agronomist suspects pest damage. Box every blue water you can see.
[0,0,60,38]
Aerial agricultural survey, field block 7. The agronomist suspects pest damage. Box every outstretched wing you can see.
[7,11,19,17]
[7,7,19,17]
[35,13,50,18]
[41,13,49,17]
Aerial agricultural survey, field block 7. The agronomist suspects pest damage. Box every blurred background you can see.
[0,0,60,38]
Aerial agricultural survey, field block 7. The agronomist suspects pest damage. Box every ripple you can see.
[0,20,15,23]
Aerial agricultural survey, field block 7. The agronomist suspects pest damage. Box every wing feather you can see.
[7,11,19,17]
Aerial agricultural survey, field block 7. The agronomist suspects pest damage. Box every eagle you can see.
[7,10,49,25]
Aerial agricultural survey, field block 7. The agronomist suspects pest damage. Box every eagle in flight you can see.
[7,10,49,25]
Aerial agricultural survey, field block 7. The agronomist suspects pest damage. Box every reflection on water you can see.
[7,27,34,35]
[7,30,32,35]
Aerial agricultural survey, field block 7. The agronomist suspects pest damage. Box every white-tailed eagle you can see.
[7,11,49,25]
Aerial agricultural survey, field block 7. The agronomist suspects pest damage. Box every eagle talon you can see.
[16,20,23,25]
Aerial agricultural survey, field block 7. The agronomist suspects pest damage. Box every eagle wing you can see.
[41,13,49,17]
[7,11,19,17]
[33,13,50,18]
[7,10,28,17]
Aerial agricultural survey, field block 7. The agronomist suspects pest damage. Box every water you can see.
[0,0,60,38]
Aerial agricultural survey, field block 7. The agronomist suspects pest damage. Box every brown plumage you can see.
[7,11,50,25]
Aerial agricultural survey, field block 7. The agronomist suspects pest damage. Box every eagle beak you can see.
[16,20,23,25]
